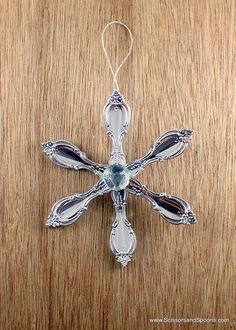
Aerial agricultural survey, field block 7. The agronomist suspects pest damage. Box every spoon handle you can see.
[109,190,137,266]
[104,91,130,165]
[127,129,192,176]
[42,140,106,175]
[46,179,111,227]
[126,178,196,225]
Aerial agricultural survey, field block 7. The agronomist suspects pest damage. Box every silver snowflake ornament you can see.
[42,91,196,267]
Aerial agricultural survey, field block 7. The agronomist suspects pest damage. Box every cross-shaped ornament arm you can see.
[42,140,106,176]
[46,179,111,227]
[127,129,193,177]
[109,190,137,267]
[126,178,196,225]
[104,90,130,166]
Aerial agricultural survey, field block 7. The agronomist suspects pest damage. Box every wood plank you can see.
[1,1,235,329]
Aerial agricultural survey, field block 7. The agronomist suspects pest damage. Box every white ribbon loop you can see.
[101,21,133,91]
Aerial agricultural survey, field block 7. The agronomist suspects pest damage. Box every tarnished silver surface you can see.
[46,180,110,227]
[104,91,130,165]
[109,190,136,266]
[126,178,196,225]
[42,140,106,175]
[127,129,192,177]
[42,90,196,267]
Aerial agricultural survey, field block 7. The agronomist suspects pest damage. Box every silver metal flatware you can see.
[42,22,196,267]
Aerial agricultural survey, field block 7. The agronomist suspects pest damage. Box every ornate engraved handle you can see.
[126,178,196,225]
[42,140,106,175]
[127,129,193,176]
[104,91,130,165]
[109,190,137,266]
[46,180,111,227]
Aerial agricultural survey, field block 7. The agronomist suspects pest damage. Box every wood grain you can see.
[1,1,236,329]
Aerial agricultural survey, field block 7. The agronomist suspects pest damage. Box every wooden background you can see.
[1,1,235,329]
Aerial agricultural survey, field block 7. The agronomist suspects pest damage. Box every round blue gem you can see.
[103,164,130,191]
